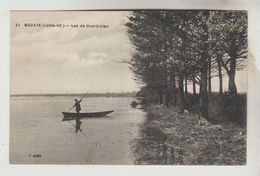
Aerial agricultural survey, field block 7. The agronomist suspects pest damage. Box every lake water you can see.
[10,96,146,164]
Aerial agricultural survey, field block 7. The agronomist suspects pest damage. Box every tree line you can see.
[125,10,247,119]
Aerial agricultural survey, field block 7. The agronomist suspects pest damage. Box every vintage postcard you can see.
[10,10,247,165]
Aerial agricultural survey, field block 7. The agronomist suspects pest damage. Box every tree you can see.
[210,11,247,96]
[125,10,247,119]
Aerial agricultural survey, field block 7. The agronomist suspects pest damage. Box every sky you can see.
[10,11,247,94]
[11,11,138,94]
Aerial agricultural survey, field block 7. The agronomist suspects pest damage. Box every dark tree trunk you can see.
[228,57,237,96]
[157,91,160,103]
[184,77,188,95]
[162,88,167,107]
[208,57,212,96]
[163,73,170,107]
[200,56,208,119]
[158,90,163,104]
[216,56,223,95]
[228,73,237,96]
[169,75,173,101]
[199,11,209,119]
[192,76,196,96]
[199,82,202,96]
[165,86,170,107]
[178,75,185,114]
[172,80,177,106]
[155,91,158,103]
[170,73,177,106]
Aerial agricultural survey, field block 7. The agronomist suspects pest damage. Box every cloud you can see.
[12,28,79,45]
[11,11,136,94]
[12,11,130,45]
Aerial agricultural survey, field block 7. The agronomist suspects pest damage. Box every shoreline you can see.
[132,104,246,165]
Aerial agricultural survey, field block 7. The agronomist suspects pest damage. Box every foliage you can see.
[125,10,247,119]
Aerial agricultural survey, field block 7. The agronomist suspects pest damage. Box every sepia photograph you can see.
[10,10,247,165]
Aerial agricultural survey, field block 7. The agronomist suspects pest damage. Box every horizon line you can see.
[10,91,138,96]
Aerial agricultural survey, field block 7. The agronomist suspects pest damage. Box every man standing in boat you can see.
[74,98,82,113]
[73,98,82,133]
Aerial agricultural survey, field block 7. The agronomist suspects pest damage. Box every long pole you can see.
[67,92,88,112]
[79,92,89,100]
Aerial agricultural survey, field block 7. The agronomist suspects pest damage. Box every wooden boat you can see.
[62,110,114,121]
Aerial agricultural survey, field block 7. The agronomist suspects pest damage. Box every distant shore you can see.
[10,92,139,98]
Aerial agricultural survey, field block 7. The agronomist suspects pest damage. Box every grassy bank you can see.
[132,104,246,165]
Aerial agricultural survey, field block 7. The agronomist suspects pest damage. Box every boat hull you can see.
[62,110,114,121]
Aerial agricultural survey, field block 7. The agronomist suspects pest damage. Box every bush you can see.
[184,93,247,125]
[208,94,247,125]
[222,94,247,124]
[184,93,200,113]
[131,101,139,108]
